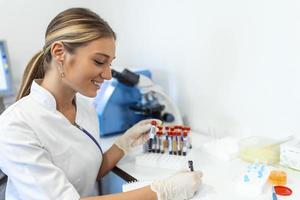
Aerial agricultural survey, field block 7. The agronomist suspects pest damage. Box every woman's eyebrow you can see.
[95,52,116,59]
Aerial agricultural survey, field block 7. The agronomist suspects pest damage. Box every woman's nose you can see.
[101,66,112,80]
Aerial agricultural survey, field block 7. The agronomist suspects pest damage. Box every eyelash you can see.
[94,60,105,66]
[94,60,113,68]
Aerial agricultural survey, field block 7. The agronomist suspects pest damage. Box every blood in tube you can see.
[148,120,157,152]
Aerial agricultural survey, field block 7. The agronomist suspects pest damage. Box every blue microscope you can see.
[94,68,183,137]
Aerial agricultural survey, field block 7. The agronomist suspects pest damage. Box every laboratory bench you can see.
[99,132,300,200]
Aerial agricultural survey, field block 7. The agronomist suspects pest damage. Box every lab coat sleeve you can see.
[0,120,80,200]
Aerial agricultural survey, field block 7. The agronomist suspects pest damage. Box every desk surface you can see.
[100,133,300,200]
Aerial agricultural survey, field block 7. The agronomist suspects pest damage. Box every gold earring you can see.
[59,62,65,78]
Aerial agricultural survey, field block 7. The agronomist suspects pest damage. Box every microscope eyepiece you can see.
[111,68,140,87]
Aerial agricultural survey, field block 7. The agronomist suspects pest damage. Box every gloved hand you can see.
[114,119,161,154]
[150,170,203,200]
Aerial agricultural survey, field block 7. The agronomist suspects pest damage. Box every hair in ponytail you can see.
[16,8,116,101]
[16,51,45,100]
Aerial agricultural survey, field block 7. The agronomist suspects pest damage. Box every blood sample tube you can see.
[172,131,177,155]
[148,120,157,152]
[168,131,173,155]
[186,127,192,149]
[177,131,182,155]
[163,131,168,153]
[156,131,161,153]
[158,131,164,153]
[152,133,157,153]
[182,131,188,156]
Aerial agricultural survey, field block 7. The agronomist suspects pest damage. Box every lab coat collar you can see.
[30,79,57,110]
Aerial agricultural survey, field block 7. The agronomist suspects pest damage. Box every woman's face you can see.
[63,37,116,97]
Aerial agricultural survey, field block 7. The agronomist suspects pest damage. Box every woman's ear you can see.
[50,42,65,63]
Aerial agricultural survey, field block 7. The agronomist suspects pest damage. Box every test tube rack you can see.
[136,124,192,170]
[143,124,192,156]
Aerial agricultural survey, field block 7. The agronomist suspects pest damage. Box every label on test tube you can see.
[168,132,173,155]
[158,132,164,153]
[183,132,188,156]
[152,135,157,153]
[150,121,157,135]
[177,132,182,155]
[156,132,161,153]
[186,127,192,149]
[180,133,184,156]
[172,131,177,155]
[148,121,157,152]
[148,138,153,152]
[163,134,168,153]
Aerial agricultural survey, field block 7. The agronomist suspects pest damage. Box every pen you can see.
[188,160,194,171]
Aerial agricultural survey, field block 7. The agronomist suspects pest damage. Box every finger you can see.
[141,134,150,143]
[192,171,203,186]
[191,171,203,180]
[137,123,152,135]
[132,137,146,146]
[135,132,150,142]
[175,169,190,174]
[194,175,203,188]
[194,170,203,178]
[139,119,162,126]
[132,129,150,145]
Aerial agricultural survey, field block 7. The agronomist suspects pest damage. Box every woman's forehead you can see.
[81,37,116,59]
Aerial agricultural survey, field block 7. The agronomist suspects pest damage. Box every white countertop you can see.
[100,132,299,200]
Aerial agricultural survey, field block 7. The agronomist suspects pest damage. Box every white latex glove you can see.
[114,119,161,154]
[150,170,203,200]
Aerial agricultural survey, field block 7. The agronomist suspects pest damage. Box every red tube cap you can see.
[151,120,157,126]
[274,186,292,196]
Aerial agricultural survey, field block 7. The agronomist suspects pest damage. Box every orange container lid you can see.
[274,186,292,196]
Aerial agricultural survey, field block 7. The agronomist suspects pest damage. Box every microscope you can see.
[94,68,183,136]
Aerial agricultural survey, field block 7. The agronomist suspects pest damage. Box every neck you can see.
[40,74,76,111]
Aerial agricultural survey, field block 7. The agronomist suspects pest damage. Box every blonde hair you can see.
[16,8,116,100]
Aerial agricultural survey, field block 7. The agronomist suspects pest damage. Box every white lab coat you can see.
[0,80,102,200]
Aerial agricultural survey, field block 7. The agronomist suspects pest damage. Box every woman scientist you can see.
[0,8,202,200]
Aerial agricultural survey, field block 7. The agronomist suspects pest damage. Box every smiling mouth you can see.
[91,80,102,87]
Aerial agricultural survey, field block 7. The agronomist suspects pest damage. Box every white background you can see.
[0,0,299,138]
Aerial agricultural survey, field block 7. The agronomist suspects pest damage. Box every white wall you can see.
[1,0,300,138]
[0,0,108,85]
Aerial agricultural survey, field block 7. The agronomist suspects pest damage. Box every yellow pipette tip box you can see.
[238,136,280,164]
